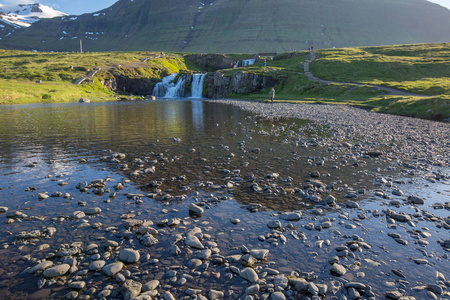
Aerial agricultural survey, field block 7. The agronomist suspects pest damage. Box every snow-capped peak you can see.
[0,3,67,28]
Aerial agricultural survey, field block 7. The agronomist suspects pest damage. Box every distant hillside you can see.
[1,0,450,53]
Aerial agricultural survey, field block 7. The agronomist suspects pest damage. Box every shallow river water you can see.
[0,100,448,299]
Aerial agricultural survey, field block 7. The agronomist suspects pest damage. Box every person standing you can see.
[269,87,275,103]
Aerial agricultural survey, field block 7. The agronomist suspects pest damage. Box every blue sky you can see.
[1,0,449,15]
[1,0,118,15]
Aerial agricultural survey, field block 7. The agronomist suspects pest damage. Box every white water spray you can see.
[152,74,186,98]
[190,74,206,98]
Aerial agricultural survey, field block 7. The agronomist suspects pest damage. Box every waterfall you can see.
[152,74,186,98]
[190,73,206,98]
[242,59,255,67]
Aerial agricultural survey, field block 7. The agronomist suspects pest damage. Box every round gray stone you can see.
[43,264,70,278]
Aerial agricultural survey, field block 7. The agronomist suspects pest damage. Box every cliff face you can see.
[204,71,277,99]
[98,68,276,98]
[100,71,157,95]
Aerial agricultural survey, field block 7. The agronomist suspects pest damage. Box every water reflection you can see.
[0,100,247,168]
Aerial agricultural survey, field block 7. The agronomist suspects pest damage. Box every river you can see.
[0,99,448,299]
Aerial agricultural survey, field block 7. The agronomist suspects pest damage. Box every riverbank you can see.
[0,100,448,299]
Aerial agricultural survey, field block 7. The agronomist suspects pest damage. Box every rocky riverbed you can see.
[0,100,449,300]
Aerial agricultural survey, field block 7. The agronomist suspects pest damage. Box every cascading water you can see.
[190,74,206,98]
[152,74,186,98]
[242,59,255,67]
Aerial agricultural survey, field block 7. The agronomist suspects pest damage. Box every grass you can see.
[224,44,450,120]
[0,79,114,105]
[0,43,449,120]
[0,50,196,104]
[311,43,450,95]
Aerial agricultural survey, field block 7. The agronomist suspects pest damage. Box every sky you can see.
[0,0,449,15]
[0,0,118,15]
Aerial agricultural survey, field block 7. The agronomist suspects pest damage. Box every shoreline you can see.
[0,100,449,299]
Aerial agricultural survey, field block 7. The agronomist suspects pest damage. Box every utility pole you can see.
[80,39,83,53]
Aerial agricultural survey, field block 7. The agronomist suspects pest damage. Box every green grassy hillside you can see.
[0,50,192,105]
[311,43,450,95]
[2,0,450,53]
[0,43,448,120]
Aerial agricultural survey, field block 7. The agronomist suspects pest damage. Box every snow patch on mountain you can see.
[0,3,67,28]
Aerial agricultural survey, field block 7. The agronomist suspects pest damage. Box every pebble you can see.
[240,267,259,283]
[189,203,204,215]
[120,279,142,300]
[102,262,123,276]
[119,248,140,263]
[185,235,204,249]
[270,291,286,300]
[43,264,70,278]
[330,263,346,276]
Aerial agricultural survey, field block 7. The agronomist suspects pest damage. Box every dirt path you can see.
[303,51,429,97]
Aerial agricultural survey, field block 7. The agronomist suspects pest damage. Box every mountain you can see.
[0,3,67,40]
[1,0,450,53]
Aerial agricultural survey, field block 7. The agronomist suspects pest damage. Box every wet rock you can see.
[69,281,86,290]
[28,260,54,274]
[310,171,320,178]
[240,267,258,283]
[267,220,282,229]
[89,260,106,271]
[231,218,240,225]
[120,279,142,300]
[345,200,359,209]
[65,291,78,299]
[189,203,204,216]
[38,193,49,200]
[413,258,428,264]
[199,249,212,260]
[6,211,27,219]
[385,290,403,299]
[185,235,204,249]
[16,230,41,240]
[392,189,404,196]
[409,195,425,205]
[119,248,140,263]
[324,195,336,205]
[427,284,443,295]
[71,211,85,219]
[246,284,260,295]
[43,264,70,278]
[103,262,123,276]
[56,247,78,257]
[142,280,159,292]
[141,235,159,247]
[426,291,438,299]
[209,289,224,299]
[84,207,102,215]
[271,292,286,300]
[280,212,301,221]
[392,269,406,278]
[250,249,269,260]
[330,263,346,276]
[388,210,412,222]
